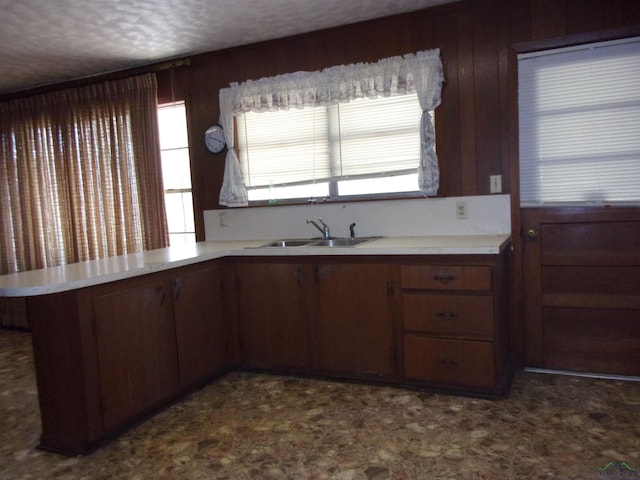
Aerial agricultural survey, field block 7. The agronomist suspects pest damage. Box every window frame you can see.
[157,101,196,245]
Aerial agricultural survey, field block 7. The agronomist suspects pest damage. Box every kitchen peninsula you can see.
[1,233,512,455]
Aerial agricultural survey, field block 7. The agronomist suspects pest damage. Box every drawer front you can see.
[403,294,494,340]
[404,336,495,388]
[401,265,492,291]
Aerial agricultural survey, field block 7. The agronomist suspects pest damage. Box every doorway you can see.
[517,38,640,376]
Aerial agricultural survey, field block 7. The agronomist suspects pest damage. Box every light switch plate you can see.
[490,175,502,194]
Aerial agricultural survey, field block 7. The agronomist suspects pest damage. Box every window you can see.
[237,93,425,203]
[219,49,443,206]
[157,102,195,244]
[518,37,640,206]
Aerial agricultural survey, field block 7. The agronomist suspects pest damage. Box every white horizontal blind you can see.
[237,108,330,187]
[236,94,422,200]
[332,95,422,178]
[518,38,640,205]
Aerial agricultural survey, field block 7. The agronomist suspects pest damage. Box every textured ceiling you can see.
[0,0,459,96]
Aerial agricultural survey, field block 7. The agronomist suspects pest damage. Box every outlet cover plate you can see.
[456,201,468,219]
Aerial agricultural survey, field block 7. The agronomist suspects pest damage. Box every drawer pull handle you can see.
[436,311,459,319]
[437,358,458,367]
[434,274,456,284]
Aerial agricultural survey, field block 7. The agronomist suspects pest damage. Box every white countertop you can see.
[0,235,510,297]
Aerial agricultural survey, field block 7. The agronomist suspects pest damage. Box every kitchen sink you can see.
[254,237,381,248]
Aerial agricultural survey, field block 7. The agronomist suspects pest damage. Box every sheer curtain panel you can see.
[0,74,169,279]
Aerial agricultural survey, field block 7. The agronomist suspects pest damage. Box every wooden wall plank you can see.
[530,0,567,39]
[604,0,640,29]
[457,5,477,195]
[565,0,606,34]
[472,0,501,195]
[433,6,461,197]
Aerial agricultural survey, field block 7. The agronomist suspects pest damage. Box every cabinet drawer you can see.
[401,265,492,291]
[404,336,495,388]
[403,294,494,340]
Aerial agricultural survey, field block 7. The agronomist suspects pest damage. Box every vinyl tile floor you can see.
[1,328,638,480]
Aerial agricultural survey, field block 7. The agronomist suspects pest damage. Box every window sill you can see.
[243,191,440,208]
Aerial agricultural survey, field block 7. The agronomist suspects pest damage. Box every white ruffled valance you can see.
[219,49,444,206]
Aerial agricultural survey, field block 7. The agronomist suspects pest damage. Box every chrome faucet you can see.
[306,218,331,239]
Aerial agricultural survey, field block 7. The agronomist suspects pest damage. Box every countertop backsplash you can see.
[204,195,511,241]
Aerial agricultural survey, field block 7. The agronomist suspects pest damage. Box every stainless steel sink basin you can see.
[255,237,381,248]
[259,239,318,247]
[310,237,379,247]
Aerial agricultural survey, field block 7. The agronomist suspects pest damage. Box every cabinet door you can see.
[173,262,229,390]
[236,263,309,370]
[315,263,394,378]
[93,281,179,432]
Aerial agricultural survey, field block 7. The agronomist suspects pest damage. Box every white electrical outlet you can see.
[490,175,502,194]
[219,212,228,227]
[456,201,468,219]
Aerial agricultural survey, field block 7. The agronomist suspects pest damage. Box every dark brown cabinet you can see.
[28,259,230,455]
[93,280,180,432]
[235,262,310,370]
[400,258,511,396]
[313,263,395,379]
[26,250,511,456]
[233,260,396,380]
[173,262,229,390]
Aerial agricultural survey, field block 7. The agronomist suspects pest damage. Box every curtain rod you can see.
[0,58,192,102]
[148,58,192,72]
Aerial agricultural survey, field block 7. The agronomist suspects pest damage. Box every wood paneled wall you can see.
[156,0,639,240]
[158,0,639,366]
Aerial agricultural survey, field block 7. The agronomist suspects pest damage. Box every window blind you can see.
[518,37,640,205]
[237,93,421,189]
[237,107,330,188]
[332,95,422,178]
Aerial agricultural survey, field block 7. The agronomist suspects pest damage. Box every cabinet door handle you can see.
[172,279,182,302]
[92,317,101,336]
[296,267,303,287]
[436,311,459,319]
[437,358,458,367]
[387,281,395,296]
[434,274,456,284]
[155,284,165,305]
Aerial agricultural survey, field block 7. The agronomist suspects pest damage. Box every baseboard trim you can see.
[524,367,640,382]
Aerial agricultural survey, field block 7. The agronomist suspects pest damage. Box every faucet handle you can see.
[306,218,330,239]
[318,218,330,239]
